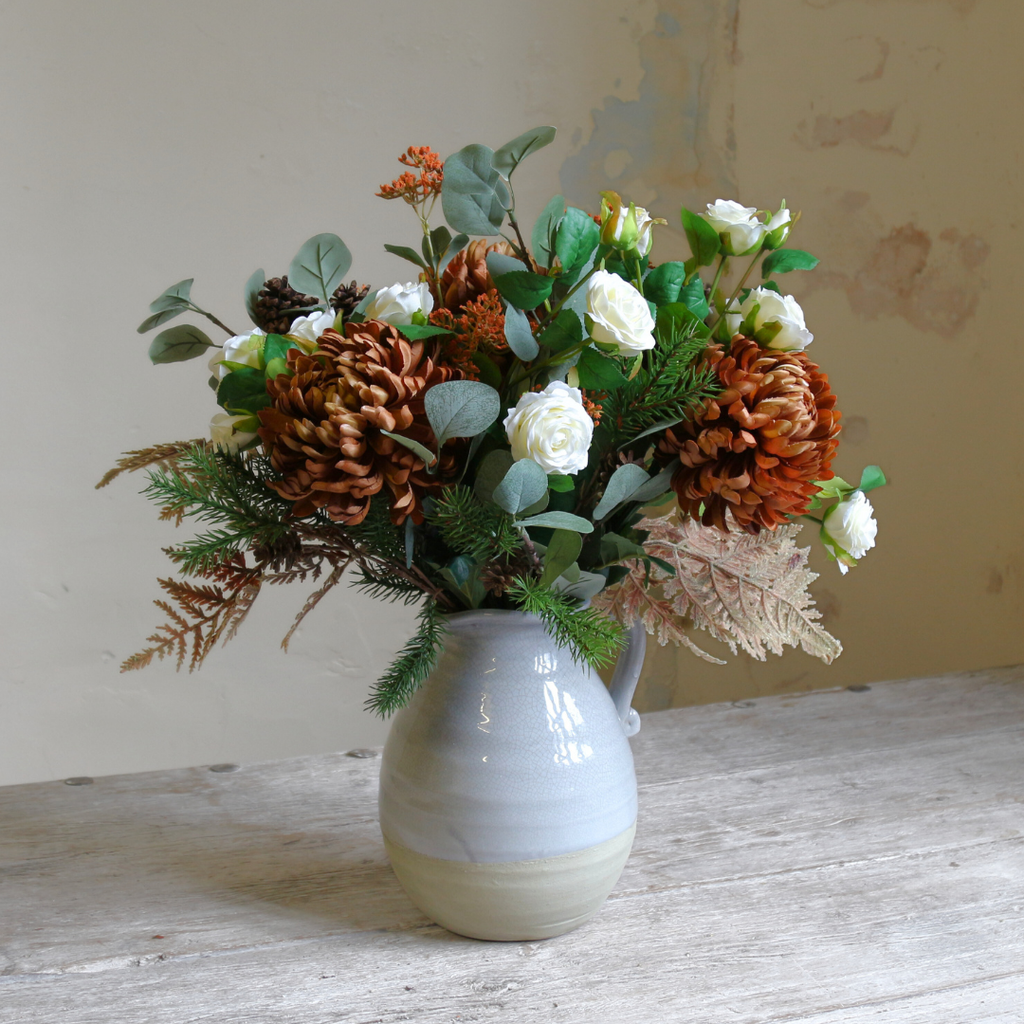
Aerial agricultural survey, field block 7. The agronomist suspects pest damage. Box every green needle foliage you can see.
[507,577,626,670]
[425,485,522,562]
[366,600,449,716]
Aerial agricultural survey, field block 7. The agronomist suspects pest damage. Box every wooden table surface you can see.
[2,666,1023,1023]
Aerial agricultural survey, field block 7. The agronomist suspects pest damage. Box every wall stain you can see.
[855,37,890,82]
[987,569,1004,595]
[560,0,739,224]
[804,0,978,13]
[796,109,916,156]
[842,416,870,446]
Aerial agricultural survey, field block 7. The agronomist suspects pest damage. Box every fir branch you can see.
[507,577,627,670]
[96,440,209,489]
[351,564,426,605]
[366,601,449,717]
[426,485,522,562]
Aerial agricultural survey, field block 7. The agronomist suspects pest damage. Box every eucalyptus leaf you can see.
[503,303,539,360]
[474,450,514,503]
[470,350,502,390]
[379,430,436,469]
[428,225,452,262]
[537,309,583,353]
[491,125,557,177]
[599,531,647,566]
[576,346,627,390]
[492,458,548,514]
[761,248,819,277]
[441,144,510,236]
[593,464,651,521]
[555,207,601,278]
[680,207,721,267]
[553,569,607,601]
[532,194,566,269]
[384,243,428,270]
[514,511,594,534]
[289,233,352,303]
[440,232,470,273]
[424,380,501,446]
[148,324,215,364]
[540,529,583,586]
[244,267,266,328]
[627,464,679,504]
[149,279,193,313]
[137,307,186,333]
[217,365,271,414]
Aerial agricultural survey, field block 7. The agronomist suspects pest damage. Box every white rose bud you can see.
[763,203,792,250]
[600,192,662,257]
[725,287,813,352]
[208,328,266,380]
[363,281,433,326]
[586,269,656,355]
[702,199,767,256]
[210,412,259,453]
[287,307,337,344]
[503,381,594,475]
[821,490,877,574]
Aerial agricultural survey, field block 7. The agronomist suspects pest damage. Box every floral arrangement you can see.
[102,126,884,713]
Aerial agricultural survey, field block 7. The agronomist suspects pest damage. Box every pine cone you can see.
[331,280,370,319]
[258,321,464,525]
[439,239,515,311]
[479,553,534,597]
[657,336,841,533]
[252,276,320,335]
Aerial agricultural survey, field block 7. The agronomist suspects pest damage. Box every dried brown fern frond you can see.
[594,511,841,664]
[122,558,263,673]
[96,440,209,489]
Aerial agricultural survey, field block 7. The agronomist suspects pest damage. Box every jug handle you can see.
[608,618,646,737]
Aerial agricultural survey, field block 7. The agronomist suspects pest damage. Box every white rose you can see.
[210,412,259,453]
[208,328,266,379]
[503,381,594,475]
[287,307,337,343]
[586,270,656,355]
[703,199,767,256]
[363,281,433,326]
[725,287,813,351]
[821,490,877,574]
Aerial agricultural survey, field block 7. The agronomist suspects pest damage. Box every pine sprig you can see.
[507,577,627,670]
[426,485,522,562]
[352,564,426,605]
[366,601,449,717]
[96,439,209,489]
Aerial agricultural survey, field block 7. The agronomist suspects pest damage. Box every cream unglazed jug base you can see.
[378,610,645,941]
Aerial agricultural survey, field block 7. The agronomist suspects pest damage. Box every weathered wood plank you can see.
[0,668,1022,1022]
[1,840,1021,1024]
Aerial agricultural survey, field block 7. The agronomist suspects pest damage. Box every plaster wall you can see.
[0,0,1020,785]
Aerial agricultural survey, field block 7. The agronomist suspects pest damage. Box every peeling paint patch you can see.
[560,0,739,218]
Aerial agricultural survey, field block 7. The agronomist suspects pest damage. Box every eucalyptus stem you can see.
[195,307,239,338]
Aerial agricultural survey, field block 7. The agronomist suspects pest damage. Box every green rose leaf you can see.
[492,125,557,177]
[426,225,452,263]
[592,463,651,521]
[148,324,215,364]
[471,350,503,390]
[547,474,575,493]
[261,334,295,366]
[679,275,710,319]
[532,194,566,269]
[424,379,501,447]
[149,279,194,313]
[514,510,594,534]
[217,365,271,414]
[555,207,601,279]
[384,243,428,270]
[491,269,553,311]
[656,302,711,339]
[540,528,584,586]
[858,465,887,493]
[492,458,548,514]
[289,233,352,303]
[576,346,627,390]
[761,248,819,277]
[244,267,266,328]
[397,324,452,341]
[680,207,721,267]
[503,302,540,360]
[644,262,687,307]
[537,309,583,353]
[441,144,510,236]
[381,430,437,468]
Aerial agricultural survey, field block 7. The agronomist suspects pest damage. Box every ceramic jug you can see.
[378,610,645,940]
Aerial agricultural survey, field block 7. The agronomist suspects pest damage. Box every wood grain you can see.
[1,666,1022,1022]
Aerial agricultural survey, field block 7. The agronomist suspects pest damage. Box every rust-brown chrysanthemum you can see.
[657,336,841,533]
[257,322,463,525]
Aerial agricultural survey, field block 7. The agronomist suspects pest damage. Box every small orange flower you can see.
[429,291,508,380]
[377,146,444,206]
